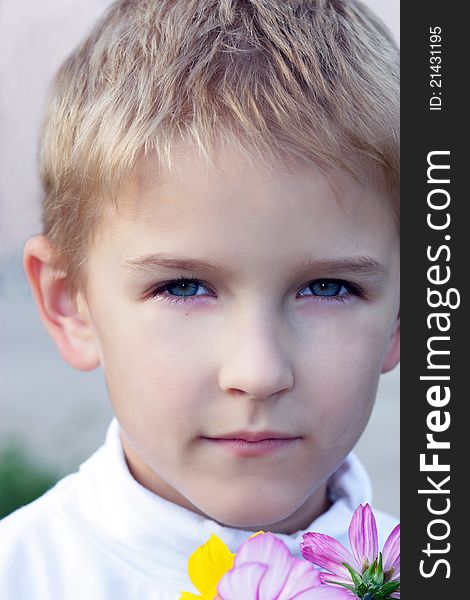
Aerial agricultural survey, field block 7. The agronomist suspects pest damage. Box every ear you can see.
[23,234,100,371]
[381,310,400,374]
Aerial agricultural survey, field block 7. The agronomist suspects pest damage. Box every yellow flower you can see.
[180,534,235,600]
[249,530,265,539]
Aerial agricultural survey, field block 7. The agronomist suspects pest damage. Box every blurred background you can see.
[0,0,399,519]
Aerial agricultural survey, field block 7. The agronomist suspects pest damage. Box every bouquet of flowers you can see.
[180,504,400,600]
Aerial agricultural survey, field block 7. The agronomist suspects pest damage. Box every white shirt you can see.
[0,419,398,599]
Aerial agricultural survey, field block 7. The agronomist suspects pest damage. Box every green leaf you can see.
[362,558,378,585]
[379,580,401,596]
[374,553,385,586]
[323,579,356,594]
[342,561,363,589]
[377,553,383,572]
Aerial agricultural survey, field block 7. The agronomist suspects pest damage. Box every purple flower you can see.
[217,532,351,599]
[300,504,400,599]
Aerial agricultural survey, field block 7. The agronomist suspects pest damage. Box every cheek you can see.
[95,295,200,375]
[299,314,390,437]
[308,302,394,372]
[92,305,204,433]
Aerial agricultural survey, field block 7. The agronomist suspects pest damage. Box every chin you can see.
[200,489,300,530]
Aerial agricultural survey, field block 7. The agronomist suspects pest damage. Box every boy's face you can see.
[78,144,400,532]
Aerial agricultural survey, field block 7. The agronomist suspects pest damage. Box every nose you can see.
[217,306,294,401]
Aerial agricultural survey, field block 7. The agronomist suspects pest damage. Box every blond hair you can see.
[39,0,399,296]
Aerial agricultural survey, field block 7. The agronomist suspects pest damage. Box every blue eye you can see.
[165,280,201,297]
[308,280,344,297]
[298,279,362,302]
[148,276,364,305]
[148,277,211,304]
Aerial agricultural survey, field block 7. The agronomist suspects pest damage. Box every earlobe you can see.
[23,234,100,371]
[381,313,400,374]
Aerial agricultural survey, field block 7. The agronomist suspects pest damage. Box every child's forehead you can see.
[90,157,397,282]
[112,143,393,220]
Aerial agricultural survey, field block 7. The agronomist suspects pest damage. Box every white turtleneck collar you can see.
[47,419,395,592]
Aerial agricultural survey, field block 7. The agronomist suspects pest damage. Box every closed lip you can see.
[203,431,301,442]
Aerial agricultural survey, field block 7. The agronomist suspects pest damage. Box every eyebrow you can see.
[123,253,387,279]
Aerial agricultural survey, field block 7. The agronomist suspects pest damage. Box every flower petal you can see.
[187,534,235,598]
[301,532,358,579]
[217,562,267,600]
[319,572,353,587]
[382,524,400,580]
[292,586,355,599]
[348,504,378,570]
[235,533,293,598]
[277,558,322,599]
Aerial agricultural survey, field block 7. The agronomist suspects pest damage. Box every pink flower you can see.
[300,504,400,599]
[217,532,351,599]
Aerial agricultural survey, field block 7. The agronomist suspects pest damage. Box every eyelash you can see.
[147,275,366,305]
